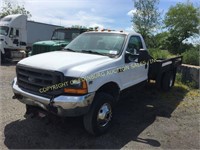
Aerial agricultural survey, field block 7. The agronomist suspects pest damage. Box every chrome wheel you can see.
[83,92,114,135]
[97,103,112,127]
[169,75,174,87]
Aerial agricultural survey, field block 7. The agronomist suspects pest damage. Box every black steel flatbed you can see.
[148,56,182,88]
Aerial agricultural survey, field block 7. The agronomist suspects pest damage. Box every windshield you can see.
[51,29,81,41]
[64,33,126,56]
[0,26,9,36]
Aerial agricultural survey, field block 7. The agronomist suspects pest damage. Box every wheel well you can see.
[97,82,120,101]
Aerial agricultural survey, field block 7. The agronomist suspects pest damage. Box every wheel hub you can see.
[97,103,112,127]
[169,75,173,87]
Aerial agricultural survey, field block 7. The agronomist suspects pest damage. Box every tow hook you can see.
[47,96,58,114]
[24,105,38,119]
[24,105,47,119]
[12,94,23,99]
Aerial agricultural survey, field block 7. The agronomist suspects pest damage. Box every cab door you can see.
[9,28,20,49]
[120,35,148,89]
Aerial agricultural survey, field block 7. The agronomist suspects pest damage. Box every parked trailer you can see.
[0,14,61,62]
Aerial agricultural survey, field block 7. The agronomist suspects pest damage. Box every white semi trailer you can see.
[0,14,60,63]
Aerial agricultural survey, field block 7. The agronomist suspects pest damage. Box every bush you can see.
[148,48,173,59]
[175,73,197,89]
[182,47,199,66]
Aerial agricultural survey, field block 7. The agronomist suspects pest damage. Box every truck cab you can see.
[30,27,87,56]
[0,14,27,62]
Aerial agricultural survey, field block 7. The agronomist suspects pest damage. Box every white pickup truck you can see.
[12,30,182,135]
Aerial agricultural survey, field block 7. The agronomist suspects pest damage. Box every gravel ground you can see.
[0,63,199,149]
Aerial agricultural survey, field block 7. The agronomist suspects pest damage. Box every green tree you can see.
[0,0,31,18]
[153,32,170,49]
[164,2,199,54]
[131,0,161,46]
[71,25,88,29]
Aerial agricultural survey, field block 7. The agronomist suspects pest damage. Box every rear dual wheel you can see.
[161,71,175,91]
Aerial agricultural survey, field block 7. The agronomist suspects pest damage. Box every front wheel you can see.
[1,52,5,64]
[83,92,114,135]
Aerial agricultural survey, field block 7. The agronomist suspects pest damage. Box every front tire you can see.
[1,52,5,64]
[83,92,114,135]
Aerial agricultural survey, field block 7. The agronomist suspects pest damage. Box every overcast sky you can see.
[0,0,199,31]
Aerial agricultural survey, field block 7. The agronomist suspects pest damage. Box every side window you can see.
[126,36,143,54]
[9,28,19,37]
[9,28,13,37]
[16,29,19,37]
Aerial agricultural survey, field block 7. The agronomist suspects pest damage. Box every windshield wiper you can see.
[81,50,106,56]
[64,48,76,52]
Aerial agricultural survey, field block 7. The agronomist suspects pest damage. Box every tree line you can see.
[132,0,199,55]
[1,0,199,58]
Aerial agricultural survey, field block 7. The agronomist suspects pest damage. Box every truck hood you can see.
[18,51,113,77]
[34,40,70,46]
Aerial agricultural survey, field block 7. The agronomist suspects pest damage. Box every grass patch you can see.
[176,73,198,89]
[174,77,200,101]
[148,48,174,59]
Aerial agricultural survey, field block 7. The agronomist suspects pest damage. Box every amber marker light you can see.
[64,80,88,94]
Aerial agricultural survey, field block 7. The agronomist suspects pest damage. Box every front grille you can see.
[16,65,63,97]
[32,45,51,55]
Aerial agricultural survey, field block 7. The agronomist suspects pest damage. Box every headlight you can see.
[64,77,88,94]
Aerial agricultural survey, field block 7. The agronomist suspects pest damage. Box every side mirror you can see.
[125,51,139,63]
[138,49,151,63]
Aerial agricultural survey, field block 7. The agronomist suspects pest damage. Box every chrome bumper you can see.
[12,78,95,116]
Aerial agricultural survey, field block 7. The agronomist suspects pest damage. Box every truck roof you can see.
[0,14,27,27]
[0,14,25,20]
[0,14,61,28]
[86,30,141,36]
[27,20,61,28]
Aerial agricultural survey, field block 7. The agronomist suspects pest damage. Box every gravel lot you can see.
[0,63,199,149]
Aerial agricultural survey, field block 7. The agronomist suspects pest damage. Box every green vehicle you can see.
[30,27,87,56]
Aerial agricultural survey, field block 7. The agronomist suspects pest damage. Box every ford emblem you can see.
[28,77,35,82]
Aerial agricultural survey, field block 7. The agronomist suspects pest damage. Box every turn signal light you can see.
[64,88,88,94]
[64,80,88,94]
